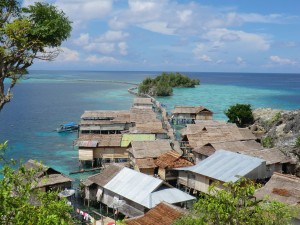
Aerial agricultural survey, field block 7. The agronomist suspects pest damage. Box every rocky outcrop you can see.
[250,108,300,176]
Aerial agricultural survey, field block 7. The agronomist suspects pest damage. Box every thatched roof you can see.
[194,120,227,125]
[172,106,213,115]
[77,134,122,147]
[128,140,173,158]
[255,172,300,205]
[130,108,160,123]
[155,150,194,169]
[81,110,130,120]
[125,202,184,225]
[133,98,153,105]
[82,164,124,187]
[181,123,237,136]
[193,140,263,156]
[35,174,72,188]
[129,122,167,134]
[135,158,157,169]
[24,160,72,188]
[243,148,292,165]
[182,124,256,148]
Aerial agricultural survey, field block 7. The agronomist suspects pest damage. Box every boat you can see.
[56,122,78,133]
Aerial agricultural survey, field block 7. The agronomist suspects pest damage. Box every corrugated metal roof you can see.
[104,167,162,207]
[104,167,195,208]
[141,188,195,208]
[176,150,266,182]
[121,134,155,147]
[77,140,98,147]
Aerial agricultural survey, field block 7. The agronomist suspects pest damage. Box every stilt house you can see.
[24,160,72,192]
[82,164,195,218]
[176,150,267,194]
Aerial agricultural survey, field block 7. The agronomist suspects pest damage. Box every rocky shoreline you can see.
[250,108,300,176]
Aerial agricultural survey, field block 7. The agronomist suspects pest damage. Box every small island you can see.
[138,72,200,96]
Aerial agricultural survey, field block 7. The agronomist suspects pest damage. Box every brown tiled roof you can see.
[255,172,300,206]
[82,164,123,187]
[135,158,157,169]
[125,202,184,225]
[155,150,194,169]
[172,106,212,114]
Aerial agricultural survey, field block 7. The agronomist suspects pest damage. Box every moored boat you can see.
[56,122,78,133]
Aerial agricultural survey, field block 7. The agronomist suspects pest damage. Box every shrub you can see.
[262,136,274,148]
[224,103,254,127]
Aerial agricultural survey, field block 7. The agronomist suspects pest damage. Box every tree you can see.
[0,141,75,224]
[0,1,72,111]
[224,103,254,127]
[174,178,297,225]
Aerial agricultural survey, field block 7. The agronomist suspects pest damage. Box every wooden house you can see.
[193,140,263,163]
[176,150,267,194]
[79,110,132,135]
[243,148,295,178]
[130,108,161,124]
[24,160,72,192]
[132,97,154,110]
[155,150,194,184]
[255,172,300,222]
[171,106,213,124]
[180,124,257,157]
[77,134,126,166]
[129,121,168,139]
[82,165,195,218]
[125,202,185,225]
[127,140,175,175]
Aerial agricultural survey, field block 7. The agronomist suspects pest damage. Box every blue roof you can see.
[176,150,266,182]
[63,122,77,127]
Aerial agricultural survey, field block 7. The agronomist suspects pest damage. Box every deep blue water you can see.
[0,70,299,179]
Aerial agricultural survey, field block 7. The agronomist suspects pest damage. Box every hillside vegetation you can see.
[138,72,200,96]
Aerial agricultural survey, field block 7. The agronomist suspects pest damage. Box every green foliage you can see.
[138,72,200,96]
[262,136,274,148]
[0,142,75,224]
[224,103,254,127]
[295,136,300,148]
[174,178,297,225]
[0,1,72,111]
[271,112,282,123]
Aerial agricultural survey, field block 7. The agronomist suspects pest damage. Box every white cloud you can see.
[199,54,212,62]
[22,0,45,7]
[84,42,115,54]
[203,28,270,51]
[97,30,129,42]
[236,56,245,65]
[54,0,113,23]
[118,42,128,55]
[270,55,297,65]
[73,33,90,46]
[138,22,176,35]
[56,47,80,62]
[85,55,119,64]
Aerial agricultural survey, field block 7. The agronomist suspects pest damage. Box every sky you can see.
[23,0,300,73]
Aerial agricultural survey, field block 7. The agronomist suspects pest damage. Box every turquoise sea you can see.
[0,70,300,180]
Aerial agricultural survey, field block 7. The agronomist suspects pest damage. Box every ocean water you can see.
[0,70,299,179]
